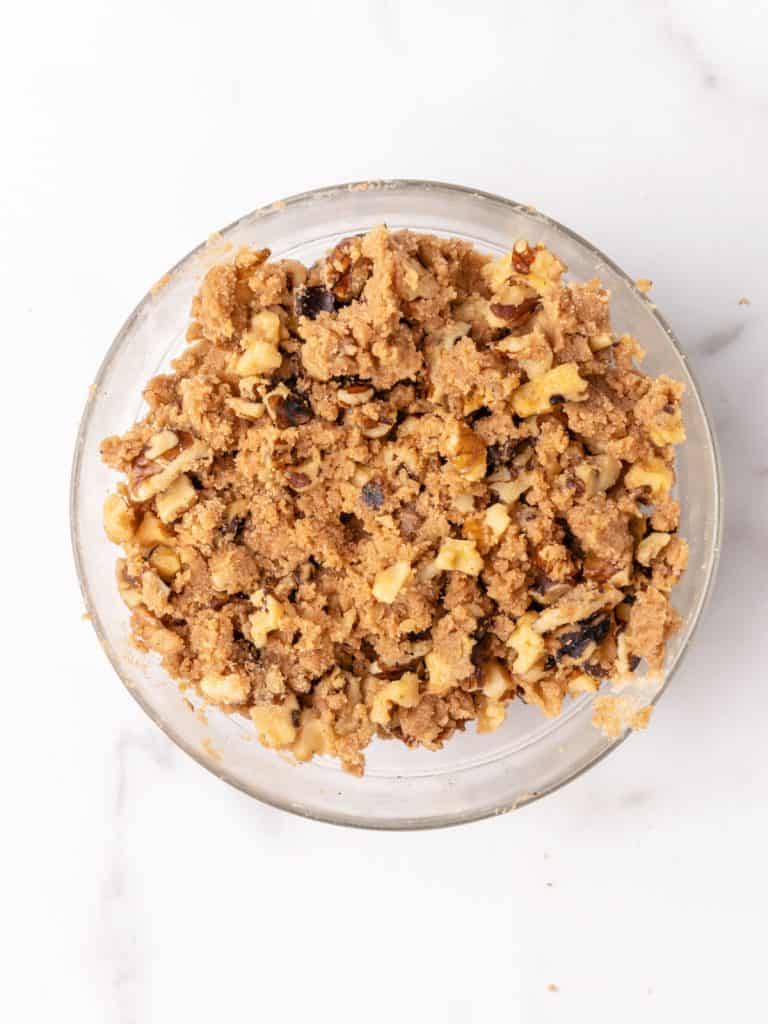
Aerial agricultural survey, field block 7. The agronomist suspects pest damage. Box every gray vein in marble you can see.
[101,728,172,1024]
[659,17,768,112]
[664,25,718,89]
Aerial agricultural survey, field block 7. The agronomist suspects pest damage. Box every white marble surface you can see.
[3,0,767,1020]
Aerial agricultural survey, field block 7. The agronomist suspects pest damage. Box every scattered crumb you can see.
[738,296,751,305]
[547,984,559,993]
[88,384,97,399]
[196,707,209,726]
[348,181,372,192]
[201,737,221,761]
[271,199,286,210]
[81,611,92,622]
[635,278,653,294]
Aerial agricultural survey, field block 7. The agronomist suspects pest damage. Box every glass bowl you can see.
[70,180,721,829]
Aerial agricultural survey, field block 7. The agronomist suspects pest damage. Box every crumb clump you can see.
[101,228,687,774]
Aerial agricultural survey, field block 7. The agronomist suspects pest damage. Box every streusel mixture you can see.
[101,227,687,773]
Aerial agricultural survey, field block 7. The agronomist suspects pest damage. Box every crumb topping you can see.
[101,227,687,773]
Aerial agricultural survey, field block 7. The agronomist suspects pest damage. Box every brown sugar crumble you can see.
[100,227,687,774]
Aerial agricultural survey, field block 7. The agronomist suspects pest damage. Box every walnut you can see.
[132,440,210,502]
[265,388,314,428]
[103,494,136,545]
[135,511,174,549]
[226,397,265,420]
[148,544,181,581]
[372,561,411,604]
[234,310,283,376]
[337,383,374,407]
[291,711,334,762]
[574,454,622,497]
[489,471,536,504]
[324,236,372,302]
[369,672,420,726]
[434,539,483,576]
[489,295,540,327]
[636,532,672,566]
[444,420,486,482]
[248,592,284,648]
[155,474,198,523]
[511,239,540,274]
[359,414,394,439]
[251,695,299,748]
[507,612,545,674]
[625,457,673,498]
[512,363,588,417]
[116,560,143,609]
[200,672,251,705]
[144,430,179,460]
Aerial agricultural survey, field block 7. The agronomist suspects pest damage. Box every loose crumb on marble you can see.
[81,611,92,622]
[635,278,653,294]
[547,984,559,993]
[100,227,687,774]
[738,296,751,305]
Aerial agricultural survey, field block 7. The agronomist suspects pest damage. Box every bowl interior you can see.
[71,181,720,828]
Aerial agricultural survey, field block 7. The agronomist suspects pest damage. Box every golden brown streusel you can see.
[101,227,687,773]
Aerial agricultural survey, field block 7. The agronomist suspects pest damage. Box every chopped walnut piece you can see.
[132,440,210,502]
[144,430,179,460]
[369,672,420,726]
[148,544,181,582]
[235,339,282,377]
[251,695,299,748]
[234,311,283,376]
[372,561,411,604]
[625,457,673,498]
[226,397,265,420]
[443,419,487,482]
[134,511,174,549]
[636,532,672,566]
[201,672,251,705]
[155,474,198,523]
[434,538,484,576]
[249,592,284,648]
[512,363,588,417]
[508,612,546,673]
[103,494,136,544]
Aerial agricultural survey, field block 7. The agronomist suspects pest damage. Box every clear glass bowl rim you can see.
[70,179,723,830]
